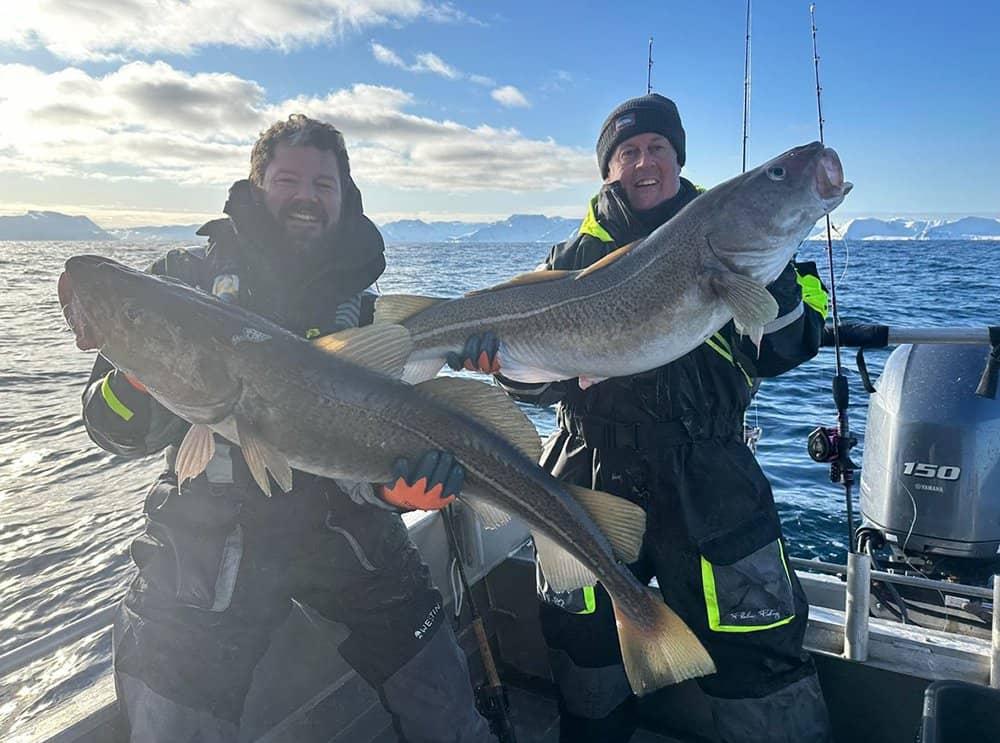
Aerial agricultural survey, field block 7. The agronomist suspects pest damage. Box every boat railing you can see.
[2,553,998,687]
[791,556,1000,687]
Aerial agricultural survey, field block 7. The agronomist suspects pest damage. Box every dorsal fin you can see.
[567,485,646,563]
[576,239,644,279]
[312,324,413,378]
[374,295,449,325]
[465,269,575,297]
[415,377,542,461]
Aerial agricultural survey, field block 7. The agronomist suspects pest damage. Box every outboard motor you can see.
[859,343,1000,633]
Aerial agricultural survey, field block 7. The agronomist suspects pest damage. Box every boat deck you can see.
[6,507,998,742]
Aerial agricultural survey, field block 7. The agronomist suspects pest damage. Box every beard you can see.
[277,199,337,256]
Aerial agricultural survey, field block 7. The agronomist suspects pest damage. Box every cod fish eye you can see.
[123,303,143,323]
[766,166,786,181]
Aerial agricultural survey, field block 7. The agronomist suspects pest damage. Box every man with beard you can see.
[81,115,494,742]
[455,94,833,742]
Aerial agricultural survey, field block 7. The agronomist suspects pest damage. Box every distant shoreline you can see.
[3,210,1000,243]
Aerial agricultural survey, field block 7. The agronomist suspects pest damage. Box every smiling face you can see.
[261,143,342,252]
[605,132,681,212]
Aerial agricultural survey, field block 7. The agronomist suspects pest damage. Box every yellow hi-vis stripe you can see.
[794,267,829,319]
[577,197,614,243]
[575,585,597,614]
[101,372,135,421]
[703,333,752,387]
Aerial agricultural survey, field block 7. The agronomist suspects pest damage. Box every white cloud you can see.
[369,41,494,86]
[371,42,408,68]
[413,52,460,79]
[491,85,530,108]
[1,0,466,61]
[0,62,592,193]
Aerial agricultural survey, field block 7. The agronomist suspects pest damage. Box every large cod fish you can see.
[375,142,851,385]
[58,256,715,694]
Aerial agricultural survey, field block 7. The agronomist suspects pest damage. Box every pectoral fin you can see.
[236,418,292,497]
[176,423,215,486]
[709,270,778,342]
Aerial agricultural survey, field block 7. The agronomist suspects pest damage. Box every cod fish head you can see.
[59,255,242,418]
[699,141,852,284]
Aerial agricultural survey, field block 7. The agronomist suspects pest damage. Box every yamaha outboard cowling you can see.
[861,343,1000,562]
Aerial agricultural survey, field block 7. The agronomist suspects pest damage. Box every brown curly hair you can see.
[249,114,351,186]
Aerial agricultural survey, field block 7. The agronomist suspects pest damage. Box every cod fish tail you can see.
[613,590,716,695]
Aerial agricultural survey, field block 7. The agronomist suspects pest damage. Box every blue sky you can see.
[1,0,997,227]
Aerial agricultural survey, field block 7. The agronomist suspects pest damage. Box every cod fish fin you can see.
[612,589,716,695]
[576,240,644,279]
[735,322,764,357]
[236,418,292,497]
[532,530,598,592]
[567,486,646,564]
[176,424,215,486]
[463,496,513,530]
[415,377,543,461]
[401,358,447,385]
[312,324,413,378]
[374,295,448,325]
[465,269,574,296]
[709,270,779,333]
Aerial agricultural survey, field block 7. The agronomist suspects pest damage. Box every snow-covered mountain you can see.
[460,214,578,244]
[378,214,578,244]
[0,211,113,241]
[808,216,1000,241]
[377,219,489,243]
[108,224,203,242]
[6,210,999,244]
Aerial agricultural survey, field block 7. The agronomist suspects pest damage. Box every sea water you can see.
[0,237,997,735]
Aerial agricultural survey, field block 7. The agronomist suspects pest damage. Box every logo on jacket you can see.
[413,602,442,639]
[212,274,240,304]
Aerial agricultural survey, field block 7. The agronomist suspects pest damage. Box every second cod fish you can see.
[58,255,716,694]
[374,142,851,386]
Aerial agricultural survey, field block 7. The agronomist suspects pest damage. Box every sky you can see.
[0,0,997,227]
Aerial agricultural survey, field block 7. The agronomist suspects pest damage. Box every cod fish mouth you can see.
[817,147,852,200]
[58,271,101,351]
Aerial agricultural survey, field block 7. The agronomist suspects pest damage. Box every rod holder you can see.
[844,551,871,661]
[991,576,1000,689]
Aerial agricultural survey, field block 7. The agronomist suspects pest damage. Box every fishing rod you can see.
[741,0,752,173]
[442,505,518,743]
[805,3,858,555]
[647,37,654,94]
[739,0,764,455]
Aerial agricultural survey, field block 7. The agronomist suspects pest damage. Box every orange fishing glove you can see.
[380,450,464,511]
[446,331,501,374]
[122,373,148,393]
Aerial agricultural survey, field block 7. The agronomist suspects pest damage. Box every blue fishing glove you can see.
[380,450,465,511]
[446,331,501,374]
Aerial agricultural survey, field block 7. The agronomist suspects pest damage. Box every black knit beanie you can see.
[596,93,686,178]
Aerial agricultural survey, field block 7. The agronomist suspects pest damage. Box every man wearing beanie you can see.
[491,94,833,742]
